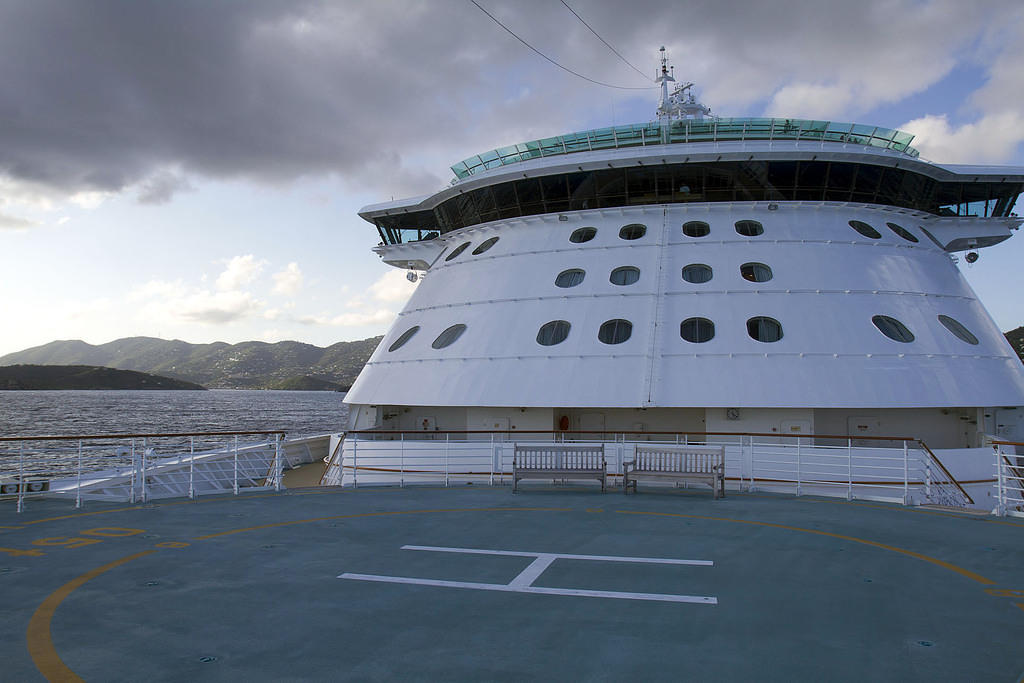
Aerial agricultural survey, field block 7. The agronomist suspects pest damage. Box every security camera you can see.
[965,251,979,264]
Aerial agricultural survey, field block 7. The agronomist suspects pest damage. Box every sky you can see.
[1,0,1023,356]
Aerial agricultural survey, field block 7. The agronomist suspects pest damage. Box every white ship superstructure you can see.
[342,53,1024,486]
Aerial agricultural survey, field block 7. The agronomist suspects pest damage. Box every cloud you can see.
[295,310,396,327]
[216,254,266,291]
[765,84,854,120]
[272,262,303,295]
[369,268,418,303]
[136,169,196,204]
[130,278,260,324]
[900,112,1024,163]
[0,211,39,230]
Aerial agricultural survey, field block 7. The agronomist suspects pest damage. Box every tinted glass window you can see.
[747,316,783,342]
[569,227,597,243]
[555,268,585,288]
[740,262,773,282]
[619,223,646,240]
[445,242,471,261]
[682,221,710,237]
[387,326,420,352]
[432,324,467,349]
[886,222,919,243]
[598,319,632,344]
[849,220,881,239]
[536,320,571,346]
[472,236,500,255]
[681,264,713,283]
[872,315,914,342]
[735,220,764,237]
[609,266,640,286]
[680,317,715,343]
[937,315,979,345]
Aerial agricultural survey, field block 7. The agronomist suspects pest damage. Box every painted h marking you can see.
[339,545,717,605]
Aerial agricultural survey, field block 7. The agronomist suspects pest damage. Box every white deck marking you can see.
[339,545,717,604]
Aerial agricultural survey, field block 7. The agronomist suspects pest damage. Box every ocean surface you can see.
[0,389,349,437]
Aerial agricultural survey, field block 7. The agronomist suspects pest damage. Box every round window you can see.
[681,264,713,284]
[872,315,914,343]
[445,242,472,261]
[609,266,640,286]
[937,315,979,345]
[740,262,773,282]
[680,318,715,343]
[886,222,919,243]
[536,320,571,346]
[619,224,646,240]
[472,236,500,255]
[682,221,710,238]
[598,319,632,344]
[387,326,420,352]
[431,324,467,349]
[735,220,764,237]
[555,268,585,288]
[569,227,597,243]
[849,220,881,239]
[747,316,783,342]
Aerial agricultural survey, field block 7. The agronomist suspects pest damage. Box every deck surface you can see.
[2,485,1023,681]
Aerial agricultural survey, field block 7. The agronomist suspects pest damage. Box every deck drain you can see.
[261,545,275,549]
[917,641,934,647]
[145,581,160,586]
[863,578,873,583]
[199,656,217,663]
[0,567,10,573]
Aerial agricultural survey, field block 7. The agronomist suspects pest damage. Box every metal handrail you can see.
[0,430,286,442]
[346,428,918,442]
[916,440,974,506]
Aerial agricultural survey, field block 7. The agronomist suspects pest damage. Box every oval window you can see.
[849,220,881,239]
[680,317,715,343]
[598,319,632,344]
[445,242,472,261]
[609,266,640,286]
[431,324,467,349]
[619,223,646,240]
[747,316,783,343]
[536,320,571,346]
[872,315,914,343]
[555,268,585,288]
[569,227,597,243]
[937,315,979,345]
[681,264,713,284]
[682,221,710,238]
[886,222,919,243]
[472,236,500,255]
[735,220,764,237]
[387,326,420,352]
[740,262,773,283]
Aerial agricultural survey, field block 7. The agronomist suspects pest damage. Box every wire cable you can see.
[469,0,656,90]
[558,0,652,83]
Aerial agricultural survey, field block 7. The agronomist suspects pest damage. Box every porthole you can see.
[849,220,881,239]
[680,317,715,343]
[740,262,773,283]
[747,316,783,343]
[619,223,646,240]
[886,222,919,243]
[681,264,713,284]
[431,324,467,349]
[536,320,571,346]
[609,266,640,286]
[472,236,500,255]
[937,315,979,345]
[555,268,585,288]
[682,221,710,238]
[598,319,632,344]
[445,242,471,261]
[872,315,914,343]
[569,227,596,243]
[735,220,764,237]
[387,326,420,352]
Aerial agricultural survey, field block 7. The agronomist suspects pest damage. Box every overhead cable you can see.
[559,0,653,83]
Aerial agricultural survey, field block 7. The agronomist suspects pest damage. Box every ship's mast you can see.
[655,46,713,143]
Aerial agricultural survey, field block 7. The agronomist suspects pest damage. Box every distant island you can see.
[0,336,382,390]
[0,365,206,390]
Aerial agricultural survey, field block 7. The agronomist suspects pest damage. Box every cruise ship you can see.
[336,50,1024,499]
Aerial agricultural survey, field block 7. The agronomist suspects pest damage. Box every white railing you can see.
[993,441,1024,518]
[325,430,973,507]
[0,431,294,511]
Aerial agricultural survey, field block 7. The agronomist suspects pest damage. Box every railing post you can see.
[17,443,24,513]
[233,435,239,495]
[902,440,909,505]
[352,433,358,488]
[75,439,83,509]
[141,438,148,503]
[444,433,450,487]
[847,437,853,501]
[274,434,282,492]
[796,438,802,497]
[488,434,494,487]
[400,433,405,488]
[189,436,195,499]
[130,439,136,504]
[925,460,932,501]
[994,448,1005,516]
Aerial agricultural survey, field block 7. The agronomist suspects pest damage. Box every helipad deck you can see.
[2,486,1022,681]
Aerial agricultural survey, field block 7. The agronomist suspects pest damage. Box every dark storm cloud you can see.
[0,0,1018,202]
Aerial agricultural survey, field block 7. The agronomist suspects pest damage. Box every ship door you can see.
[579,412,606,441]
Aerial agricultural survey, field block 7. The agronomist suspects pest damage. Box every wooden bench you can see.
[513,443,606,493]
[623,445,725,498]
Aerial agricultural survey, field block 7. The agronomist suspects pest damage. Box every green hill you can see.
[1006,326,1024,363]
[0,336,382,389]
[0,365,206,390]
